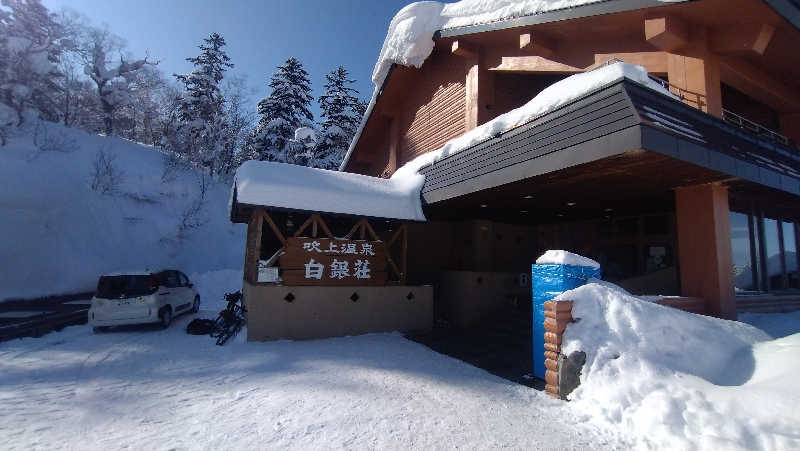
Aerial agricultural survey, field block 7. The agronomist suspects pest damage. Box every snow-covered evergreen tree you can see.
[315,66,362,169]
[174,32,233,175]
[253,57,313,163]
[0,0,65,126]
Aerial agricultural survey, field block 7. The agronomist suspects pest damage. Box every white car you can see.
[89,270,200,332]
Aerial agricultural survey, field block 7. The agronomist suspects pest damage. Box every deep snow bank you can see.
[0,121,245,300]
[557,282,800,450]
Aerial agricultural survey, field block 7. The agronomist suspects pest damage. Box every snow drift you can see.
[0,120,246,301]
[558,281,800,450]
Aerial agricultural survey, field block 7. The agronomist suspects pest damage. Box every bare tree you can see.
[76,26,157,135]
[89,145,123,194]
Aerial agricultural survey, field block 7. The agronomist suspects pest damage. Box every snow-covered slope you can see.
[0,121,245,300]
[558,282,800,450]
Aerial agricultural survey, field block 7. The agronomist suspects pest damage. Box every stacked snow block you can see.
[543,300,573,398]
[532,263,600,381]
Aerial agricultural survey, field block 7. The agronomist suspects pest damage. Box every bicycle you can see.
[210,291,246,345]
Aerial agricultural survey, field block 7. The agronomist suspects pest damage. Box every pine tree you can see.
[174,32,233,175]
[316,66,362,169]
[253,57,313,163]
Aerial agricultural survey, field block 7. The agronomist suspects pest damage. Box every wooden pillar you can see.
[675,184,736,319]
[244,210,263,284]
[452,39,493,129]
[667,52,722,117]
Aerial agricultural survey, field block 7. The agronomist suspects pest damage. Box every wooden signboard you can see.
[279,237,388,286]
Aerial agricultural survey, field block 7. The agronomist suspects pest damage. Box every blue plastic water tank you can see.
[531,263,601,379]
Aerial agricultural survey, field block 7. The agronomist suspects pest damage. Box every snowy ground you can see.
[0,272,628,450]
[2,271,799,450]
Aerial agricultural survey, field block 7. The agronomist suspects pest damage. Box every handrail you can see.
[597,58,796,151]
[721,109,790,146]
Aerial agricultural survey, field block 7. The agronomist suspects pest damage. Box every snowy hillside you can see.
[0,120,245,301]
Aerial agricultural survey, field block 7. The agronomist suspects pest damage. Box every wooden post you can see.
[675,184,736,319]
[244,210,263,284]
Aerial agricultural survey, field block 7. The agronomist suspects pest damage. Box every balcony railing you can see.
[721,109,790,147]
[646,75,794,150]
[596,58,796,150]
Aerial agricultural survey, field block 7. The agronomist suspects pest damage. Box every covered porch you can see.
[404,77,800,384]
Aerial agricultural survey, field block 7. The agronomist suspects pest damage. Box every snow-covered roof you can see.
[231,161,426,221]
[536,250,600,269]
[340,0,682,171]
[390,62,674,179]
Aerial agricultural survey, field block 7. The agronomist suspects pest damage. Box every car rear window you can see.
[96,275,156,299]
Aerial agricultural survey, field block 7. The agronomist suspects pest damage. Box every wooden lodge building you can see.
[231,0,800,352]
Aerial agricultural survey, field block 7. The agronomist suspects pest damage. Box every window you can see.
[165,271,180,288]
[730,211,799,293]
[730,212,754,291]
[783,221,798,288]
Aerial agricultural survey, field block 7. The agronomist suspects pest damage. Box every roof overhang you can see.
[230,160,426,224]
[340,0,696,172]
[418,79,800,210]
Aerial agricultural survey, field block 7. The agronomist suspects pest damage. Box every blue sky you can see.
[42,0,417,118]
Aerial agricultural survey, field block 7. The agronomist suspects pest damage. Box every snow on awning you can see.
[231,161,426,222]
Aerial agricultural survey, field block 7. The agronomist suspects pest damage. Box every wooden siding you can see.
[419,83,639,195]
[399,50,468,166]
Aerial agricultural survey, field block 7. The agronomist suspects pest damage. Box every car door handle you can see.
[159,292,170,295]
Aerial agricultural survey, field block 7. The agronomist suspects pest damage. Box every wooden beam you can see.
[591,52,668,74]
[645,16,689,52]
[451,39,477,58]
[401,225,407,284]
[362,220,380,242]
[488,56,582,73]
[711,23,775,56]
[719,56,800,112]
[244,210,263,284]
[465,62,479,130]
[314,214,334,239]
[344,221,361,239]
[519,32,555,58]
[293,215,315,238]
[262,211,286,245]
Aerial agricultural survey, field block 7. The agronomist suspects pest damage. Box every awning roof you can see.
[418,78,800,205]
[230,161,426,223]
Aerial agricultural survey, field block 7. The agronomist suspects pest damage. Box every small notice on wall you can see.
[278,238,388,286]
[257,261,280,283]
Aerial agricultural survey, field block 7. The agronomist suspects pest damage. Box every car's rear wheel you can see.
[159,307,172,329]
[192,295,200,313]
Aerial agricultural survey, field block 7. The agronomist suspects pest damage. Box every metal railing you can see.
[721,109,790,147]
[598,58,795,150]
